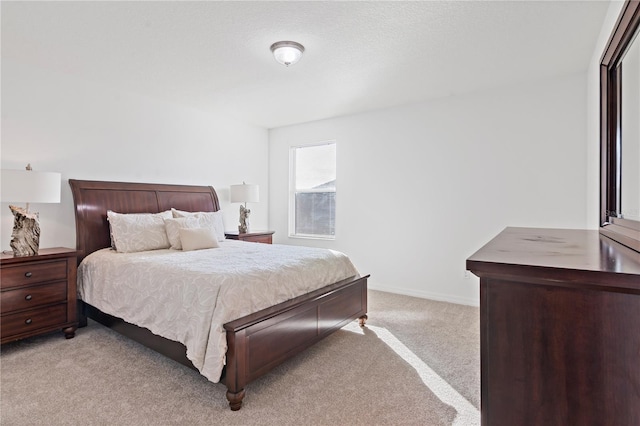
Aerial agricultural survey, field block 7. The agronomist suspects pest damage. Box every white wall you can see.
[269,73,589,306]
[3,1,614,306]
[1,60,269,252]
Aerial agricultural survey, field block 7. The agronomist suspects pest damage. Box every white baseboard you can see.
[368,283,480,307]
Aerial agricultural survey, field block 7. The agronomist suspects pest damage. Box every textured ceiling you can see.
[2,1,610,129]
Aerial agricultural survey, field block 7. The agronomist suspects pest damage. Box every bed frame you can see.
[69,179,368,410]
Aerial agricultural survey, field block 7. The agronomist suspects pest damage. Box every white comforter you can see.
[77,240,359,383]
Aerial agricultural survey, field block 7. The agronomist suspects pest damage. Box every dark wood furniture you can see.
[69,179,368,411]
[1,247,78,344]
[467,227,640,426]
[225,230,274,244]
[600,0,640,252]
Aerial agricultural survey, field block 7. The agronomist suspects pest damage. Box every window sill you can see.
[288,234,335,241]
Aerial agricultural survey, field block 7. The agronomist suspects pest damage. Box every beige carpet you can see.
[0,290,479,425]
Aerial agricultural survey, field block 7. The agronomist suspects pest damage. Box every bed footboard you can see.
[223,274,369,411]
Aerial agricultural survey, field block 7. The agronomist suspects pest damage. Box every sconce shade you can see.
[270,41,305,67]
[1,170,61,203]
[230,183,259,204]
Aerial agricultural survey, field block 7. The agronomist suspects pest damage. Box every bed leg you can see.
[226,389,246,411]
[358,314,368,327]
[77,300,88,328]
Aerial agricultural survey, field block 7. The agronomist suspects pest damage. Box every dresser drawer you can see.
[1,303,67,338]
[0,260,67,289]
[1,281,67,313]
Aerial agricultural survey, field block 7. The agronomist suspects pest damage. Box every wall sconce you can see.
[230,182,259,234]
[270,41,305,67]
[1,164,61,256]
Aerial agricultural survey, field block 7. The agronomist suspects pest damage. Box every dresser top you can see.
[1,247,77,264]
[467,227,640,290]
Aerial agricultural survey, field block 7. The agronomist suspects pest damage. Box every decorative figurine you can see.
[239,204,251,234]
[9,205,40,256]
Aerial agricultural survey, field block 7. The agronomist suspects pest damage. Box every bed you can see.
[69,179,369,411]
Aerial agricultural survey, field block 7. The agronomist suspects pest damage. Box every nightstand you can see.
[1,247,78,344]
[225,231,274,244]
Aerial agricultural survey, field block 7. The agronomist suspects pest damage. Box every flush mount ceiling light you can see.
[270,41,305,67]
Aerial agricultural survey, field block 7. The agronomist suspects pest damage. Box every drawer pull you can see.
[25,294,33,301]
[25,318,32,325]
[24,272,33,278]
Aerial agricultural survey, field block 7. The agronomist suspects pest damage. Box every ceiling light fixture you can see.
[270,41,305,67]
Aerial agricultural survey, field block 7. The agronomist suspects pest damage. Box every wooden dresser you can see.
[467,227,640,425]
[1,247,78,344]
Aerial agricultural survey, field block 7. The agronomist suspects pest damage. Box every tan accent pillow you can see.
[178,227,220,251]
[171,208,225,241]
[164,216,201,250]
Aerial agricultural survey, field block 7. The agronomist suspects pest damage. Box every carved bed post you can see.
[224,328,247,411]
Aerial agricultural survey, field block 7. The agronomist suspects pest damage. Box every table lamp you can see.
[230,182,259,233]
[1,164,61,256]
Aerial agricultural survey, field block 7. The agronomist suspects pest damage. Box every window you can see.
[289,142,336,239]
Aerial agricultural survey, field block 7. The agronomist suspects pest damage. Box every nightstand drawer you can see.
[0,260,67,289]
[225,231,274,244]
[1,303,67,338]
[1,281,67,313]
[242,235,272,244]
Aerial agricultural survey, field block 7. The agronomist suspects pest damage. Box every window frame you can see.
[288,141,337,240]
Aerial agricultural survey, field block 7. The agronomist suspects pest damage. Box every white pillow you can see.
[171,208,225,242]
[164,216,204,250]
[107,210,171,253]
[179,227,219,251]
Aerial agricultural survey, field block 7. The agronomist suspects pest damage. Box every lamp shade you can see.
[230,183,259,204]
[1,169,61,203]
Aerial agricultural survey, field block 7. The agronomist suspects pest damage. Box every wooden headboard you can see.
[69,179,220,262]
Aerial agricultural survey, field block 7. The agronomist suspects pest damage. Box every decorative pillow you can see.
[172,208,198,218]
[171,208,225,241]
[164,216,202,250]
[107,210,171,253]
[179,227,219,251]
